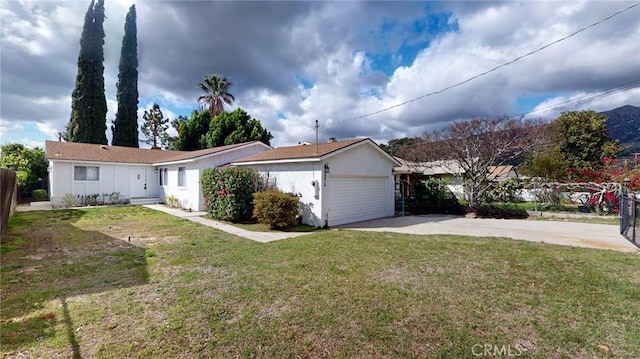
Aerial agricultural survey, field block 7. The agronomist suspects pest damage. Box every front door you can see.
[130,168,147,198]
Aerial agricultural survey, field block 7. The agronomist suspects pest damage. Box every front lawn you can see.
[1,207,639,358]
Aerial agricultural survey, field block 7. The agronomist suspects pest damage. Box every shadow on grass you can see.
[0,209,148,355]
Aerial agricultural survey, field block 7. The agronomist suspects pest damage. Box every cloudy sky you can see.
[1,0,639,149]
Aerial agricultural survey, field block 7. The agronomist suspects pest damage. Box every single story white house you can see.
[45,140,271,210]
[232,138,400,227]
[46,138,399,227]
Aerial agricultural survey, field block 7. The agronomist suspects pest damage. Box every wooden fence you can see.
[1,168,18,236]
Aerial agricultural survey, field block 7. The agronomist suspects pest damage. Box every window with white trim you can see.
[159,168,168,186]
[178,167,186,187]
[74,166,99,181]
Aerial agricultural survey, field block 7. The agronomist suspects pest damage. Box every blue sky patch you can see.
[369,12,458,76]
[514,94,559,115]
[293,73,314,90]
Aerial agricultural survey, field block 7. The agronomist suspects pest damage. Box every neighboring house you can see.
[232,138,400,227]
[45,140,271,210]
[487,165,518,182]
[394,158,465,197]
[394,158,518,198]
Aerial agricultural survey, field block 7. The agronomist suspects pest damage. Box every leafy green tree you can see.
[380,138,413,156]
[520,147,568,182]
[554,110,620,169]
[176,110,212,151]
[166,115,189,150]
[112,5,139,147]
[205,108,272,147]
[197,74,235,117]
[175,108,272,150]
[0,144,48,189]
[140,104,169,149]
[519,123,567,181]
[67,0,108,144]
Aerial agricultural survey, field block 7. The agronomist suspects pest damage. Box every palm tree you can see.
[197,74,235,117]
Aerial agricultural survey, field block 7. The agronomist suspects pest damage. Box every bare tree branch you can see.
[397,117,548,206]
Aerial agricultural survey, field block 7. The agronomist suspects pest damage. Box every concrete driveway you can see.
[339,215,639,253]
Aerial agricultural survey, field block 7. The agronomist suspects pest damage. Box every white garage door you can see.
[328,176,390,226]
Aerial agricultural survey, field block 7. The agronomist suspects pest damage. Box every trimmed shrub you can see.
[475,204,529,219]
[164,195,179,208]
[253,190,299,229]
[32,189,48,201]
[201,167,258,222]
[487,179,523,203]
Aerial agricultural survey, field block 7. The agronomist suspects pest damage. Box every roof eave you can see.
[232,157,322,166]
[154,141,273,165]
[48,158,154,166]
[321,138,401,166]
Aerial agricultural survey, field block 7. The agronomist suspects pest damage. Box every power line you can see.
[522,79,640,118]
[321,2,640,129]
[388,79,640,151]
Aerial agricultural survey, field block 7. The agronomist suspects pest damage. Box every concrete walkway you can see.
[143,204,311,243]
[339,215,639,253]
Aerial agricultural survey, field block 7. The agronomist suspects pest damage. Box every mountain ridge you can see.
[600,104,640,155]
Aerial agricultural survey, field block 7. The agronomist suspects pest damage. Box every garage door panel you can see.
[328,177,389,226]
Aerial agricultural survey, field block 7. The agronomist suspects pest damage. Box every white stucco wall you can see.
[325,143,397,221]
[156,164,200,211]
[245,162,324,227]
[236,142,398,226]
[327,143,394,177]
[49,161,154,206]
[158,142,271,211]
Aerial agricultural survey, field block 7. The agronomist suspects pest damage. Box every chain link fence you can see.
[620,191,639,247]
[517,182,621,216]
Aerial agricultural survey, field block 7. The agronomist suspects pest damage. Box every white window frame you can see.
[74,166,100,181]
[177,167,186,188]
[159,167,168,186]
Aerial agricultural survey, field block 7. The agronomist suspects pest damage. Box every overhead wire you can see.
[521,79,640,119]
[389,79,640,151]
[320,2,640,129]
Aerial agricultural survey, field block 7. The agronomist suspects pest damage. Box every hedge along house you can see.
[45,140,271,210]
[232,138,400,227]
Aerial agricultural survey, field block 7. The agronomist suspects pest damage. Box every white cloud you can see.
[1,1,638,149]
[528,87,640,120]
[0,119,24,143]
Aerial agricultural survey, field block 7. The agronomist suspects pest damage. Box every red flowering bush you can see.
[567,157,640,191]
[586,191,619,214]
[201,167,259,222]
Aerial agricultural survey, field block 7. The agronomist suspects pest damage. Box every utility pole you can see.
[315,119,319,154]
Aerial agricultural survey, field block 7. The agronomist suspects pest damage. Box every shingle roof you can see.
[232,138,367,163]
[487,165,515,180]
[45,141,262,165]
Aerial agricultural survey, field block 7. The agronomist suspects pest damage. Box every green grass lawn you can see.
[1,207,639,358]
[526,214,620,225]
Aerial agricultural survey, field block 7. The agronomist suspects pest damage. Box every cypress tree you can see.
[112,5,139,147]
[67,0,108,144]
